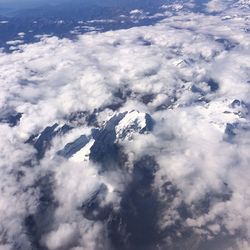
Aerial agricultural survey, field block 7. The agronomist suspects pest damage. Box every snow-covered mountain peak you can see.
[56,110,154,163]
[115,110,153,141]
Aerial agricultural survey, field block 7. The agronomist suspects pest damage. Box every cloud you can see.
[0,1,250,249]
[206,0,230,12]
[41,223,80,250]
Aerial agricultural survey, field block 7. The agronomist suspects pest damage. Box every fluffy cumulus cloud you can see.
[0,0,250,249]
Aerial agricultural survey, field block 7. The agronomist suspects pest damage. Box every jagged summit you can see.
[115,110,154,141]
[26,110,154,162]
[68,110,154,163]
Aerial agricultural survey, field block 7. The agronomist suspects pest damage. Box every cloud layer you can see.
[0,1,250,249]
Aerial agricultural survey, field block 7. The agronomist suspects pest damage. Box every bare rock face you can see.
[54,110,154,164]
[26,110,153,164]
[26,123,73,160]
[89,110,154,164]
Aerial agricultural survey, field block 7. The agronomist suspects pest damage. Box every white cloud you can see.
[41,223,80,250]
[206,0,230,12]
[0,1,250,249]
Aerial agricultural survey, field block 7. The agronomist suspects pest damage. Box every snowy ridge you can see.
[115,110,153,141]
[66,110,153,163]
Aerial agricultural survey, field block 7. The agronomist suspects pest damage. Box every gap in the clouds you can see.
[24,172,58,249]
[107,156,162,250]
[0,111,22,127]
[0,0,167,51]
[0,0,212,53]
[26,123,73,160]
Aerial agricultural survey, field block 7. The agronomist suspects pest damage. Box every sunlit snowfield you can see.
[0,0,250,249]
